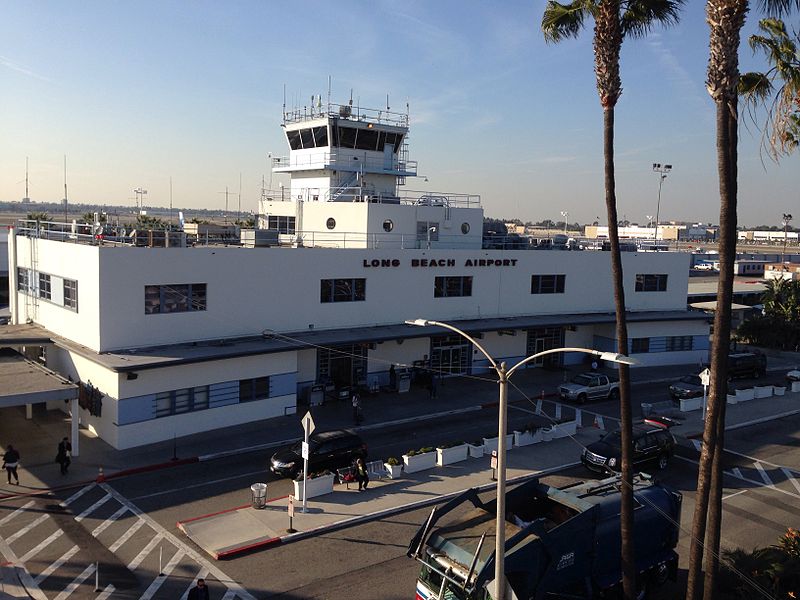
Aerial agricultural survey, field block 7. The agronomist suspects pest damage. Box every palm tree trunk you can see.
[602,105,636,600]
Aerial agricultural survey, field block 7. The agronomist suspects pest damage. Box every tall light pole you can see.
[652,163,672,244]
[133,187,147,214]
[560,211,569,234]
[782,213,793,263]
[405,319,636,600]
[646,214,653,229]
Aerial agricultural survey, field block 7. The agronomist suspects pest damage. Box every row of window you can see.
[631,335,694,354]
[145,283,207,315]
[285,126,404,153]
[17,268,78,311]
[319,273,669,303]
[154,376,271,418]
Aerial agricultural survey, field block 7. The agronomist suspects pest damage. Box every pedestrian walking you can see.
[354,456,369,491]
[352,391,362,425]
[389,364,397,391]
[3,444,20,485]
[429,373,438,400]
[56,437,72,475]
[188,578,210,600]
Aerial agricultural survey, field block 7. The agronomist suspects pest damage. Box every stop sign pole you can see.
[699,368,711,421]
[301,411,315,513]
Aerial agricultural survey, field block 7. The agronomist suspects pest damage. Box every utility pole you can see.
[133,188,147,214]
[782,213,793,263]
[652,163,672,244]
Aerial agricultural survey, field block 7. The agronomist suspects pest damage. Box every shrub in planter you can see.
[436,442,468,466]
[774,385,786,396]
[482,434,514,455]
[403,447,437,473]
[551,418,577,439]
[385,456,402,479]
[754,384,773,399]
[292,470,335,499]
[514,423,543,447]
[735,387,755,401]
[466,441,485,458]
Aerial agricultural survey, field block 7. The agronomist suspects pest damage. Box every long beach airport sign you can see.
[363,258,519,268]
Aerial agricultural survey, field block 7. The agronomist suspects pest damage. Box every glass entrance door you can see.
[431,335,471,376]
[526,327,565,368]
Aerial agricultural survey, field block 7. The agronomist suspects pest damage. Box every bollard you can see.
[94,562,100,592]
[96,467,106,483]
[159,545,163,576]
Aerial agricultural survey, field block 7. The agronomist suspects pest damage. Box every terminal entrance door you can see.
[317,344,368,388]
[525,327,565,368]
[430,335,471,376]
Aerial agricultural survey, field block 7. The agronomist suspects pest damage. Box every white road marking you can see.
[130,469,266,501]
[127,534,163,571]
[781,467,800,496]
[74,493,112,522]
[180,568,210,600]
[96,584,115,600]
[692,439,703,452]
[60,483,96,507]
[34,545,80,586]
[53,562,96,600]
[754,462,774,487]
[19,529,64,562]
[220,590,237,600]
[0,525,49,600]
[722,489,748,500]
[91,505,129,536]
[676,455,800,500]
[5,514,48,544]
[731,467,744,479]
[100,482,257,600]
[140,549,185,600]
[0,500,35,526]
[108,517,146,552]
[724,447,800,473]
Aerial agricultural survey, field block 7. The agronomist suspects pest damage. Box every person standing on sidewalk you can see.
[352,391,362,425]
[354,456,369,491]
[188,578,210,600]
[56,437,72,475]
[3,444,20,485]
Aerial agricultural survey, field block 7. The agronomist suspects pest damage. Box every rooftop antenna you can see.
[169,176,173,225]
[217,186,230,224]
[23,157,30,202]
[63,155,68,223]
[238,172,242,223]
[327,75,331,112]
[282,83,286,123]
[349,89,353,106]
[387,94,390,111]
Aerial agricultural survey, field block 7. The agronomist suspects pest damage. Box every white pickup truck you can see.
[558,372,620,404]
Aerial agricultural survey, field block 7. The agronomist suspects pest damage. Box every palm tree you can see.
[541,2,684,597]
[740,17,800,159]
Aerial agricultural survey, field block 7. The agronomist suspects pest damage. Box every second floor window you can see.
[320,278,366,303]
[239,377,270,402]
[38,273,51,300]
[63,279,78,311]
[434,276,473,298]
[145,283,207,314]
[635,274,668,292]
[17,268,30,293]
[531,274,565,294]
[268,215,296,234]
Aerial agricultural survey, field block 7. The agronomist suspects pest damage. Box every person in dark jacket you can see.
[56,437,72,475]
[188,578,210,600]
[3,444,20,485]
[354,456,369,491]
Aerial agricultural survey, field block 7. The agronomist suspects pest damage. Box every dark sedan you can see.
[269,429,367,479]
[582,419,676,473]
[668,374,704,401]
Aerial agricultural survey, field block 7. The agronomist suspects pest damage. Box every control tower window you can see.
[338,127,357,148]
[313,126,328,147]
[286,130,302,150]
[300,128,314,149]
[356,128,379,151]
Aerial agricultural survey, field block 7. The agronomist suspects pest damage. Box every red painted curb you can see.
[215,536,282,559]
[105,457,199,480]
[176,495,288,527]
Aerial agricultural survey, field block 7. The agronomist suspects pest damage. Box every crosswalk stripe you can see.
[140,549,185,600]
[220,590,237,600]
[96,584,115,600]
[0,500,35,526]
[108,517,146,553]
[91,505,129,537]
[732,467,744,479]
[127,534,163,571]
[754,462,774,487]
[20,529,64,563]
[60,484,96,508]
[692,439,702,452]
[53,562,96,600]
[5,514,49,544]
[180,568,210,600]
[34,545,80,586]
[781,467,800,496]
[74,493,112,522]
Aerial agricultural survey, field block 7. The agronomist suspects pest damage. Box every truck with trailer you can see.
[408,474,682,600]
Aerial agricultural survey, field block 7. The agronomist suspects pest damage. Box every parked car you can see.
[786,369,800,383]
[269,429,367,479]
[558,372,620,404]
[582,417,677,473]
[727,351,767,379]
[669,374,704,401]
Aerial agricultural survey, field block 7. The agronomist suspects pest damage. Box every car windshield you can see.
[680,375,702,386]
[571,374,593,385]
[600,431,622,448]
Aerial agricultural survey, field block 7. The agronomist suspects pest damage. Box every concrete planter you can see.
[680,397,704,412]
[437,444,468,466]
[513,429,544,447]
[792,381,800,393]
[754,385,773,399]
[467,443,484,459]
[385,463,402,479]
[293,472,334,500]
[727,394,738,405]
[551,420,578,439]
[403,451,437,474]
[542,427,554,442]
[482,434,514,455]
[735,388,755,401]
[774,386,786,396]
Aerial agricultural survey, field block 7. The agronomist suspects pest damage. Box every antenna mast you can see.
[24,157,30,202]
[238,172,242,222]
[63,155,68,223]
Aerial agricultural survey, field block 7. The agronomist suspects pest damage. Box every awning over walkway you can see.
[0,348,78,408]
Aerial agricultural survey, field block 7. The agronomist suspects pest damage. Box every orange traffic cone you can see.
[96,467,105,483]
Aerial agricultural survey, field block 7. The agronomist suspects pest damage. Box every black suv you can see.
[269,430,367,479]
[582,419,676,473]
[727,352,767,379]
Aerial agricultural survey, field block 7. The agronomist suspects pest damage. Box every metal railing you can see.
[283,102,409,127]
[271,152,418,176]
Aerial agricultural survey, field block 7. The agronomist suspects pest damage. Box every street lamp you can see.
[560,211,569,234]
[404,318,636,600]
[651,163,672,244]
[427,226,437,249]
[646,215,653,229]
[782,213,793,263]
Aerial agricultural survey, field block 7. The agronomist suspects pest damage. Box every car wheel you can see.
[657,453,669,470]
[577,393,588,405]
[608,388,620,401]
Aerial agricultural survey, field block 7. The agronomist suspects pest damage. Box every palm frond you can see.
[740,71,774,101]
[757,0,800,17]
[542,0,596,43]
[621,0,686,39]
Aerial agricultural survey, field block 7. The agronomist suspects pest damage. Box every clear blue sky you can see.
[1,1,797,227]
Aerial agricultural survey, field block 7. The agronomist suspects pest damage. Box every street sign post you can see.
[491,450,498,481]
[699,368,711,421]
[301,411,315,512]
[287,494,296,533]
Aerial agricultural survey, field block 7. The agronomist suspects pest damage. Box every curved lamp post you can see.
[405,318,636,600]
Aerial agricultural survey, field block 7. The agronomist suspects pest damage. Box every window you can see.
[17,268,30,293]
[154,385,210,418]
[665,336,694,352]
[286,129,302,150]
[38,273,51,300]
[631,338,650,353]
[531,274,565,294]
[268,215,296,234]
[635,274,668,292]
[338,126,357,148]
[312,126,328,147]
[326,218,336,230]
[320,278,366,303]
[239,376,270,402]
[461,222,470,234]
[383,219,394,232]
[417,221,439,242]
[355,127,379,150]
[434,276,473,298]
[63,279,78,311]
[145,283,207,314]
